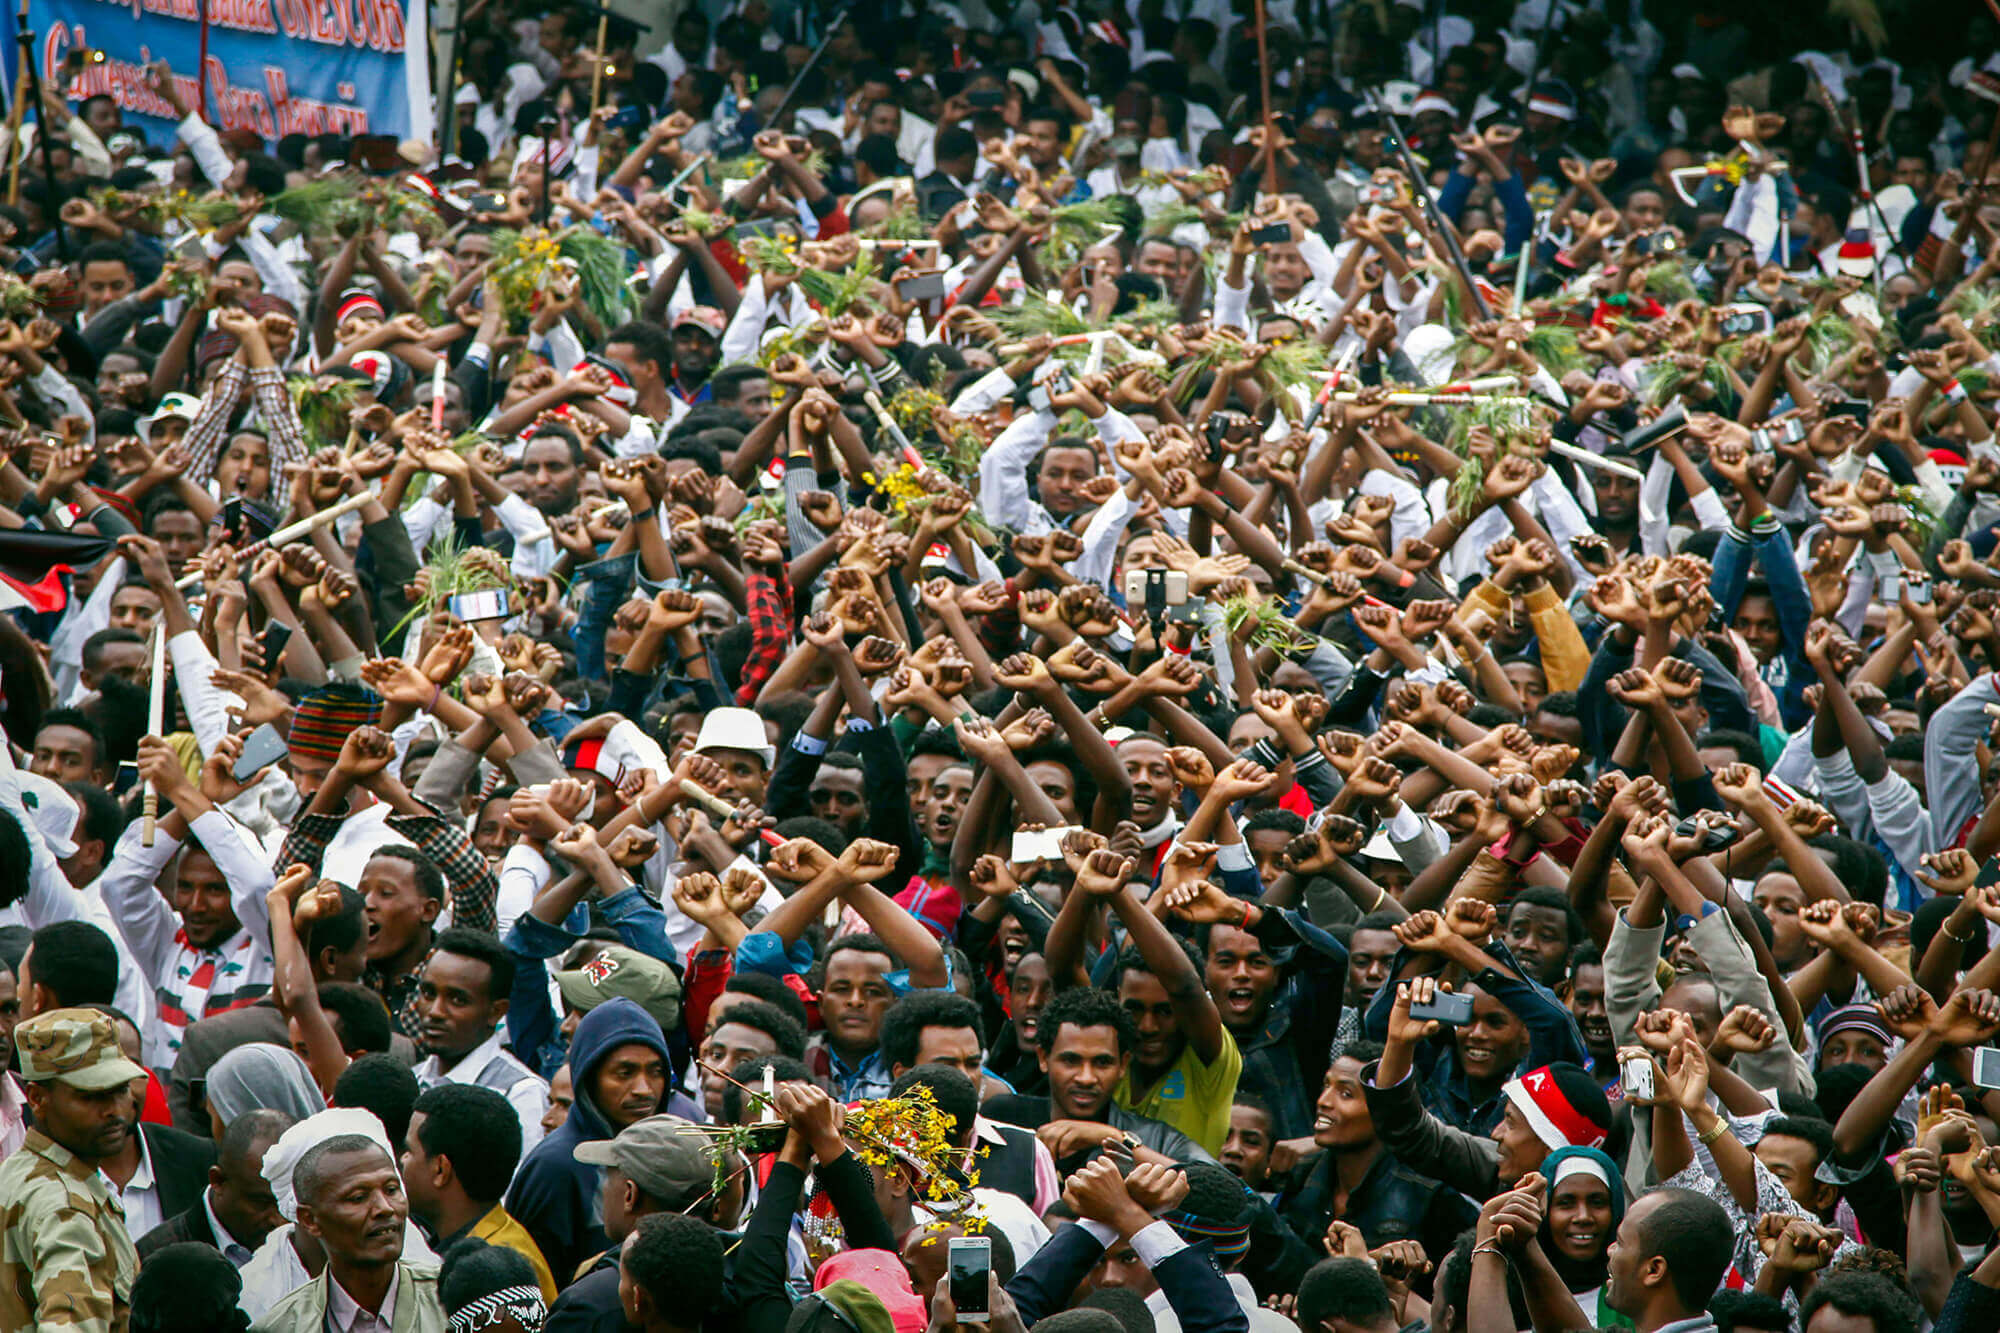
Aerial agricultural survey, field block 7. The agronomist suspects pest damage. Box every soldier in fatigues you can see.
[0,1008,147,1333]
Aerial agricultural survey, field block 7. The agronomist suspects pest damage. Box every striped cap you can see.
[286,682,382,763]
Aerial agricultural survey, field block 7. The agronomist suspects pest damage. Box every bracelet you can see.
[628,506,656,523]
[1941,916,1976,943]
[1371,886,1388,912]
[1697,1116,1730,1146]
[1470,1240,1507,1258]
[429,684,441,714]
[1237,898,1255,931]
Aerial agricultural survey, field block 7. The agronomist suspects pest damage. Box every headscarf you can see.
[204,1044,326,1129]
[261,1107,394,1224]
[1539,1145,1626,1294]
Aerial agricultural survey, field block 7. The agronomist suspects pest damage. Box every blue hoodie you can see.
[504,997,668,1286]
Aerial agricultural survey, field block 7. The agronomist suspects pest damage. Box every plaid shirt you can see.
[182,361,309,489]
[734,568,792,705]
[277,798,498,1036]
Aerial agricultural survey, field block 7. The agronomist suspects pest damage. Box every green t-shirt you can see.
[1114,1025,1243,1156]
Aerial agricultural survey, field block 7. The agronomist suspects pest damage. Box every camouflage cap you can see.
[15,1008,147,1090]
[555,945,682,1031]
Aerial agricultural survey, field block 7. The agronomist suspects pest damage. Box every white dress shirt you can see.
[413,1028,551,1156]
[112,1130,163,1241]
[203,1187,257,1267]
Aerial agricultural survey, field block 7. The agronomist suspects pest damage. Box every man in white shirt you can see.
[411,929,550,1154]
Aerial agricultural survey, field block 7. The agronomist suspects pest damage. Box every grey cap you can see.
[571,1114,717,1205]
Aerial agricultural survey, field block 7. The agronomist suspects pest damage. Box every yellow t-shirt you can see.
[1114,1025,1242,1157]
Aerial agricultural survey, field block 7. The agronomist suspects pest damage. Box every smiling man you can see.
[411,928,550,1155]
[278,721,499,1040]
[1276,1039,1478,1259]
[1045,851,1241,1156]
[251,1134,446,1333]
[105,735,278,1069]
[982,987,1210,1167]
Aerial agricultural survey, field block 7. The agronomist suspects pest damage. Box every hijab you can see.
[205,1043,327,1128]
[1539,1145,1627,1294]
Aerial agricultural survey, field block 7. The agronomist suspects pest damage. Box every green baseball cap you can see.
[555,945,682,1031]
[15,1008,147,1090]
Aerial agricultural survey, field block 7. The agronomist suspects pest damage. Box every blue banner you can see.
[21,0,428,143]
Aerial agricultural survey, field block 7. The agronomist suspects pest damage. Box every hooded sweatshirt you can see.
[503,997,668,1286]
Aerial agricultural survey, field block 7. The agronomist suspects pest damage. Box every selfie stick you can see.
[172,489,376,589]
[142,625,165,846]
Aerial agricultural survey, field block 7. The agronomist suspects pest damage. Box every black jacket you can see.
[1009,1222,1248,1333]
[141,1122,218,1229]
[136,1198,217,1265]
[981,1094,1213,1168]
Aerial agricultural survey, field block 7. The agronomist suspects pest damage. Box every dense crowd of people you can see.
[0,3,1998,1333]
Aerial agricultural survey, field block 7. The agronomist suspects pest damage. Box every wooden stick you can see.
[589,12,610,118]
[142,625,166,847]
[174,489,376,589]
[4,43,28,207]
[1548,439,1643,480]
[678,779,784,847]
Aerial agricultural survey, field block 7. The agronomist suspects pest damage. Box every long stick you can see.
[1548,439,1643,480]
[771,8,851,125]
[1253,0,1277,196]
[142,625,165,847]
[15,6,67,261]
[677,779,785,847]
[173,489,375,589]
[4,40,27,207]
[1327,391,1531,406]
[588,12,610,117]
[439,3,465,158]
[1372,89,1487,319]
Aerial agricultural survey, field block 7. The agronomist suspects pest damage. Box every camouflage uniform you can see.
[0,1131,138,1333]
[0,1009,146,1333]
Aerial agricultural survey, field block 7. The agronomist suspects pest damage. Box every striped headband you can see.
[1526,95,1576,121]
[335,292,384,325]
[1504,1064,1606,1150]
[449,1286,546,1333]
